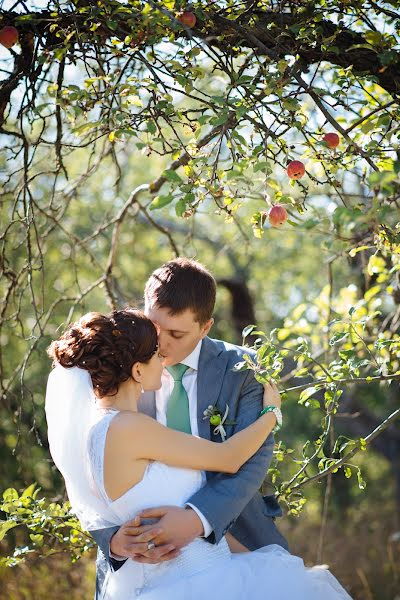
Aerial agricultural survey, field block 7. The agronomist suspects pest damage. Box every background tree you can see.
[0,1,399,598]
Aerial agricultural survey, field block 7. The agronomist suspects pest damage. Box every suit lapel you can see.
[137,391,156,418]
[197,337,228,440]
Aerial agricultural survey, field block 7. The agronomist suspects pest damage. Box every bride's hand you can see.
[263,381,281,409]
[110,516,178,562]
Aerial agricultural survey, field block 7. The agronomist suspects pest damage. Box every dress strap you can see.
[87,411,119,505]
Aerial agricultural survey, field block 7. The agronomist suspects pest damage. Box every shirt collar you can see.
[180,339,203,371]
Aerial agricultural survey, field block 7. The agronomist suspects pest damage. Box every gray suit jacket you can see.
[90,337,288,598]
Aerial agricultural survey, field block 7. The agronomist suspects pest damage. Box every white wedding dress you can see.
[88,411,353,600]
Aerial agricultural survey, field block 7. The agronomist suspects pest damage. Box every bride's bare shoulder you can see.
[105,412,158,458]
[104,412,157,462]
[108,411,155,437]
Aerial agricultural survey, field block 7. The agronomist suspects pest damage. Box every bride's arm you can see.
[108,384,280,474]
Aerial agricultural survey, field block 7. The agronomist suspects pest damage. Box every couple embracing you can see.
[46,258,352,599]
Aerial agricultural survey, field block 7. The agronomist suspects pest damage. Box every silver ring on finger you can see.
[147,541,156,551]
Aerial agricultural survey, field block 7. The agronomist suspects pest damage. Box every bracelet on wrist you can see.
[259,405,282,432]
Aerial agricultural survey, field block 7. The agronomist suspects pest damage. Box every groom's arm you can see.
[89,526,125,572]
[187,370,274,544]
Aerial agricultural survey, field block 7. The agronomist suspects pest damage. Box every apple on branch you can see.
[268,204,288,227]
[0,25,19,49]
[176,11,197,28]
[323,132,340,149]
[287,160,305,180]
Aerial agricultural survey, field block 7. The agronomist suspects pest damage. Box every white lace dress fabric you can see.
[88,411,353,600]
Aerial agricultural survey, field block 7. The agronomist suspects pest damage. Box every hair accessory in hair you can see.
[82,361,86,364]
[112,329,121,337]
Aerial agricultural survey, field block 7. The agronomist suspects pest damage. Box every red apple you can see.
[268,204,288,227]
[287,160,305,180]
[176,11,197,28]
[0,25,19,49]
[323,132,340,149]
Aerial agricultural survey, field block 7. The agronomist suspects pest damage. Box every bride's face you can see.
[137,351,164,391]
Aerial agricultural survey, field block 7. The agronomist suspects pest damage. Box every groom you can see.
[90,258,288,596]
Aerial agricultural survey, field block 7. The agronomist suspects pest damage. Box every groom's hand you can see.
[133,506,204,564]
[110,516,178,562]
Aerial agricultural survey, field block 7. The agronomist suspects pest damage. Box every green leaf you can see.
[72,121,102,136]
[21,484,37,499]
[210,113,229,127]
[149,193,174,210]
[347,43,378,52]
[146,120,157,134]
[364,286,381,302]
[197,115,211,125]
[254,161,270,173]
[367,255,386,276]
[328,318,342,327]
[324,389,335,406]
[163,169,183,183]
[329,331,349,346]
[242,324,256,338]
[339,439,356,454]
[303,218,319,229]
[126,95,142,107]
[299,386,320,404]
[3,488,18,502]
[357,469,367,490]
[364,31,383,46]
[30,533,44,547]
[175,198,187,217]
[369,170,398,187]
[348,245,371,257]
[344,466,352,479]
[0,520,18,541]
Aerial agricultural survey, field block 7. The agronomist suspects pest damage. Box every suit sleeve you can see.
[187,370,275,544]
[89,525,127,572]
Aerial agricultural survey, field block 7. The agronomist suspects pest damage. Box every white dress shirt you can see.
[155,339,213,538]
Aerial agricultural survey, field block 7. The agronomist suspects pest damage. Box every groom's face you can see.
[146,305,213,367]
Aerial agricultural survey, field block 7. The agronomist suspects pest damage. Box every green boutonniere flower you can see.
[203,404,236,441]
[210,414,221,426]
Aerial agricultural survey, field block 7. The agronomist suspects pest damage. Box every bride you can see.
[45,308,352,599]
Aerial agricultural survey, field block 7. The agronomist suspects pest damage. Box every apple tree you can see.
[0,0,399,575]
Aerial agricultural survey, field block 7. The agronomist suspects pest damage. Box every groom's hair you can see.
[144,258,216,324]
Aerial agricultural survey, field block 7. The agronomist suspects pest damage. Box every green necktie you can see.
[166,364,191,434]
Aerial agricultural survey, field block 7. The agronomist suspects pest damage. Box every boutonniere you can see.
[203,404,236,442]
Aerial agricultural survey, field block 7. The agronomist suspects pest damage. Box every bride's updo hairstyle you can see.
[47,308,158,397]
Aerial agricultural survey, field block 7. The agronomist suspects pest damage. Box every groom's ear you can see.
[200,318,214,338]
